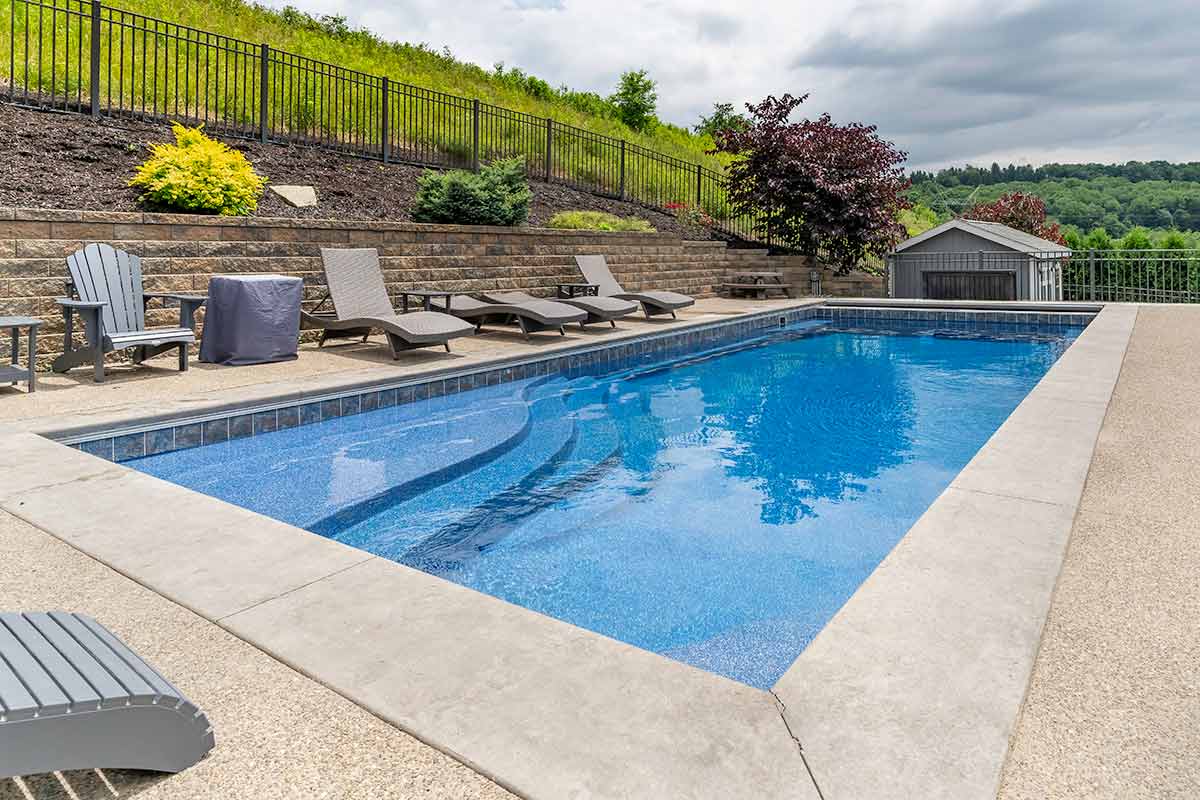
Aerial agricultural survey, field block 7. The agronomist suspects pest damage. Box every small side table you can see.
[399,289,454,313]
[557,282,599,299]
[1,316,42,393]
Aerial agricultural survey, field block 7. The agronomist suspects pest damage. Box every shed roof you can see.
[894,218,1069,254]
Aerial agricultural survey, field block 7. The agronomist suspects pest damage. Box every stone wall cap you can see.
[5,206,739,246]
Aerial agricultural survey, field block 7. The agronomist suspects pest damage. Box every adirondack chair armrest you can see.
[144,292,207,304]
[56,298,106,309]
[55,298,106,362]
[144,293,206,331]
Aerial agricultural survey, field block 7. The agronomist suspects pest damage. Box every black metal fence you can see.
[3,0,756,240]
[1061,249,1200,303]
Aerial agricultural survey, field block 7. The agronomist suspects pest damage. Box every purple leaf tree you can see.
[715,94,910,273]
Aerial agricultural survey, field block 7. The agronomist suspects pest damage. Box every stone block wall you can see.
[767,254,887,299]
[0,208,774,366]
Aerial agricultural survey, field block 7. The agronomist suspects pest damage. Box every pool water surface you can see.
[133,318,1082,687]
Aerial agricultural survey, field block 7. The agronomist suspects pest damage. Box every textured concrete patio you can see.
[0,508,515,800]
[998,305,1200,800]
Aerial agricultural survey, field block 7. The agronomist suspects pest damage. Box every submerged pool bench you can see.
[0,612,214,779]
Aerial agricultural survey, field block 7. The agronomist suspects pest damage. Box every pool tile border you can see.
[62,304,1095,462]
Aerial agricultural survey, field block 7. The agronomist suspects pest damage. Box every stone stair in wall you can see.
[0,209,772,365]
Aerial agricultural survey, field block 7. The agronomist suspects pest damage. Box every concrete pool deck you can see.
[2,299,1196,798]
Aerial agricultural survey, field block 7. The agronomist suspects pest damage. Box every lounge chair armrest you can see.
[56,297,106,309]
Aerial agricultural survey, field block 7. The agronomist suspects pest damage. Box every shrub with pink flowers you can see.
[665,201,715,233]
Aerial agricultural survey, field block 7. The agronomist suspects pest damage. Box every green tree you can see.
[1119,227,1153,250]
[1083,227,1115,250]
[693,102,748,138]
[1062,226,1085,250]
[898,203,940,237]
[610,69,658,133]
[1159,230,1189,249]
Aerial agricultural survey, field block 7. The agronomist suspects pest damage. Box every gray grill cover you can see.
[199,275,302,366]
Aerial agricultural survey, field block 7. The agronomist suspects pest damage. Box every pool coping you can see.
[775,301,1138,798]
[0,300,1132,799]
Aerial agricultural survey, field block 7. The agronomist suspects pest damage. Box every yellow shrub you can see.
[129,123,267,216]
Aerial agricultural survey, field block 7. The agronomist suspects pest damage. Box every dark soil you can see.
[0,102,719,238]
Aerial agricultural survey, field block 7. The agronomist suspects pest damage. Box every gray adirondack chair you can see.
[52,244,206,383]
[0,612,214,779]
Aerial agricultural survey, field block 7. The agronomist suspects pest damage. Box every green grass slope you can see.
[0,0,724,171]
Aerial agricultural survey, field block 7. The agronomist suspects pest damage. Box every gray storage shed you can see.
[888,219,1069,301]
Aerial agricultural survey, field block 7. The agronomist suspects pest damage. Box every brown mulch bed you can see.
[0,102,718,238]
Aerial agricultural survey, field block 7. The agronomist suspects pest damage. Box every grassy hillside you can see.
[0,0,724,171]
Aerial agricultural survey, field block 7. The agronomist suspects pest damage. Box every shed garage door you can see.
[922,271,1016,301]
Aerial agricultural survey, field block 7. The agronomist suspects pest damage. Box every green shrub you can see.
[129,123,266,216]
[411,157,532,226]
[547,210,655,232]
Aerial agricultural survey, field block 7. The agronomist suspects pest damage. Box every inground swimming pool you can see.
[131,315,1083,687]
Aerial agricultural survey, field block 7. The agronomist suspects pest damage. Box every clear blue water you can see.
[132,318,1081,688]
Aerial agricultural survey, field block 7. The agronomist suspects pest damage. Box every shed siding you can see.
[899,229,1001,254]
[891,231,1032,298]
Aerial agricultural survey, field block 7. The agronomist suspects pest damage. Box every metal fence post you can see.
[89,0,102,118]
[544,118,553,181]
[471,99,480,172]
[1088,249,1096,300]
[619,140,626,200]
[695,164,702,206]
[258,43,270,144]
[380,77,390,163]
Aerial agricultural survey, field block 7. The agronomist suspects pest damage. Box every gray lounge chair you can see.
[480,290,639,329]
[302,249,475,357]
[0,612,214,779]
[575,255,696,318]
[431,295,587,339]
[52,244,206,383]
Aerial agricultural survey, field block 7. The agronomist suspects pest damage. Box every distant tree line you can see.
[910,161,1200,186]
[907,175,1200,236]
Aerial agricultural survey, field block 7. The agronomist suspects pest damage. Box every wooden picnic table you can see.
[723,271,792,299]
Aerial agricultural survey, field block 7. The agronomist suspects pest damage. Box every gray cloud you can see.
[695,13,742,43]
[508,0,565,9]
[791,0,1200,168]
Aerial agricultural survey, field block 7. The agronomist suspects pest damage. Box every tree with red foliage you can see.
[962,192,1066,245]
[713,94,910,272]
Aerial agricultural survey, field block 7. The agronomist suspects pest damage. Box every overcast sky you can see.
[263,0,1199,171]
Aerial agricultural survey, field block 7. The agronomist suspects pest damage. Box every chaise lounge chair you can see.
[574,255,696,318]
[52,244,206,383]
[480,289,639,328]
[302,249,475,357]
[431,295,587,339]
[0,612,214,779]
